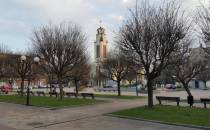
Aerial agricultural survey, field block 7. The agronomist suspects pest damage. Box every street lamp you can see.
[20,55,26,97]
[20,55,40,106]
[34,57,40,63]
[136,75,138,96]
[8,78,13,90]
[20,55,26,62]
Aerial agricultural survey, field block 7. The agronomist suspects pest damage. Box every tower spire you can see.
[99,20,102,27]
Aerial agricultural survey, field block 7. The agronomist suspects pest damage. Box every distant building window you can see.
[103,45,107,58]
[96,45,100,58]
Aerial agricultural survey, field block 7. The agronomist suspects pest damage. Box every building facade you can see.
[93,27,108,87]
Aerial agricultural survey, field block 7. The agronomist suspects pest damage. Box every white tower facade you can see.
[94,27,108,63]
[94,27,108,87]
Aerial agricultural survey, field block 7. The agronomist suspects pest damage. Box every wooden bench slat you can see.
[66,92,77,98]
[156,96,180,106]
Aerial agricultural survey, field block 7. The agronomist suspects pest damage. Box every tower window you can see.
[96,45,100,58]
[100,36,103,41]
[103,45,107,58]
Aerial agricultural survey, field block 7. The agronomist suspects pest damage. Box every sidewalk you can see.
[0,98,147,130]
[0,96,204,130]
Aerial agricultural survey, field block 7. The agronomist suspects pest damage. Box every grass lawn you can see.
[0,95,104,108]
[111,105,210,128]
[95,94,145,99]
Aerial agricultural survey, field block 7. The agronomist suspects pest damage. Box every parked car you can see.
[165,84,176,89]
[1,83,11,94]
[103,85,114,88]
[98,85,117,92]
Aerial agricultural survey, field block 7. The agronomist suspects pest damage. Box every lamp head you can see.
[33,57,40,63]
[20,55,26,61]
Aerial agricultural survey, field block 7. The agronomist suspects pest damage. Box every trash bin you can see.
[187,96,194,107]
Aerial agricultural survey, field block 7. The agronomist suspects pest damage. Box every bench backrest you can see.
[201,98,210,102]
[36,91,45,95]
[156,96,180,101]
[81,93,94,96]
[66,92,76,95]
[49,92,57,94]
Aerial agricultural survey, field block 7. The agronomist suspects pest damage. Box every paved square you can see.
[0,90,209,130]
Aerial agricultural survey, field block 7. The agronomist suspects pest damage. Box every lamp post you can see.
[136,75,138,96]
[20,55,40,106]
[20,55,26,96]
[8,78,13,90]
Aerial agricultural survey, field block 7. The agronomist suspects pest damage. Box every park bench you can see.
[81,93,94,99]
[200,98,210,108]
[17,91,26,95]
[66,92,77,98]
[49,92,58,98]
[29,91,35,96]
[36,91,46,96]
[156,96,180,106]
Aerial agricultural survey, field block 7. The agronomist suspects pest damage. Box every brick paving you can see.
[0,124,16,130]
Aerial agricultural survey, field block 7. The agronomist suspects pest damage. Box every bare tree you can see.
[32,23,87,100]
[40,64,55,96]
[0,44,12,54]
[68,55,91,96]
[196,68,210,88]
[171,46,207,106]
[11,55,37,96]
[197,3,210,54]
[125,68,138,87]
[100,52,132,96]
[117,1,189,107]
[0,44,14,78]
[154,69,174,85]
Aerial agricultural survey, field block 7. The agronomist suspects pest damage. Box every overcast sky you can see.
[0,0,209,59]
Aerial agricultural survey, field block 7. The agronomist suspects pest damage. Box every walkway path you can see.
[0,97,203,130]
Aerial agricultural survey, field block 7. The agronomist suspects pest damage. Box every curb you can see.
[106,114,210,130]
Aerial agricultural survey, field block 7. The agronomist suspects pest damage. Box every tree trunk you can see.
[75,80,79,96]
[21,78,24,96]
[49,76,53,97]
[117,81,121,96]
[147,79,153,108]
[183,83,194,107]
[183,83,192,97]
[58,78,63,100]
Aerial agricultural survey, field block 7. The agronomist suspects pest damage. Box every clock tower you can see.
[94,27,108,63]
[94,26,108,87]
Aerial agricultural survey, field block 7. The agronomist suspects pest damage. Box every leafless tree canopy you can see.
[196,67,210,88]
[0,44,12,54]
[100,51,133,96]
[0,44,14,79]
[32,23,87,99]
[68,55,91,95]
[117,1,190,107]
[171,47,207,96]
[197,4,210,50]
